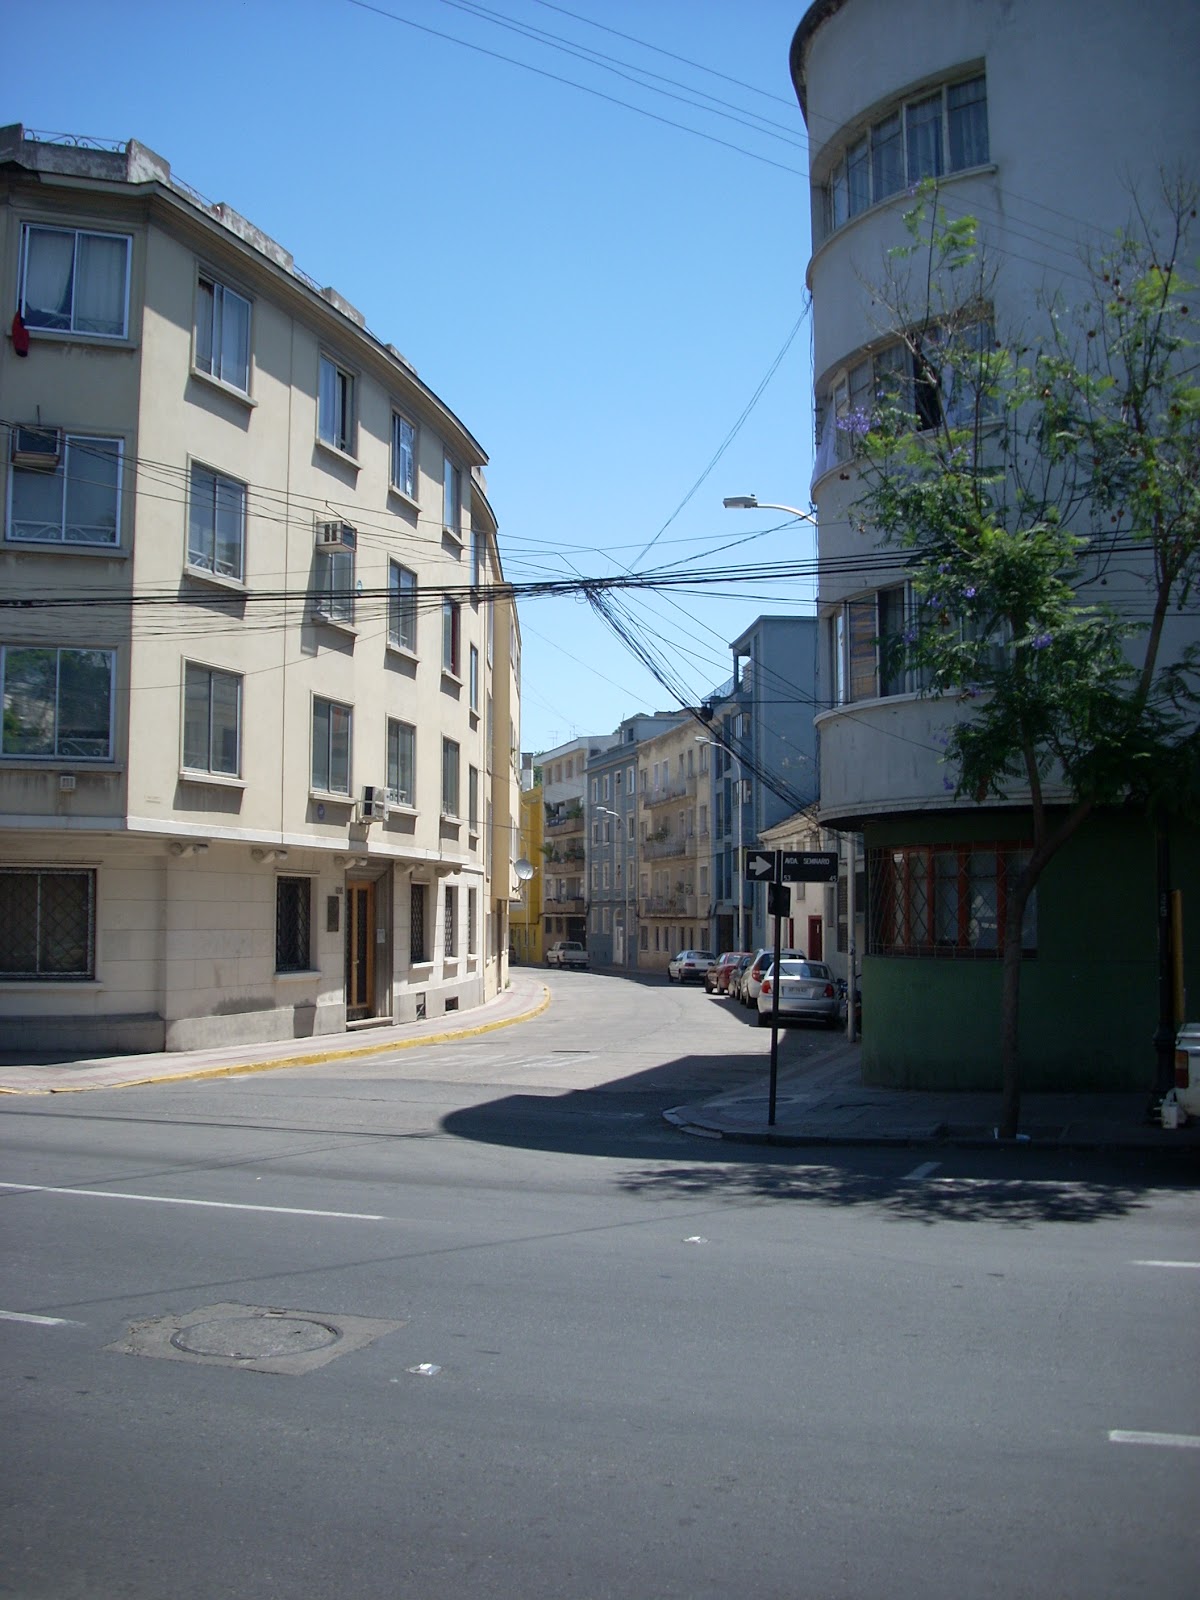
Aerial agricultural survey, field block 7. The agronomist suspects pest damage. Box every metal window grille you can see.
[868,844,1034,958]
[410,882,427,964]
[0,868,95,979]
[444,887,456,958]
[275,877,311,972]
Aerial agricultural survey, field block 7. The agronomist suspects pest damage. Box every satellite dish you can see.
[514,857,535,882]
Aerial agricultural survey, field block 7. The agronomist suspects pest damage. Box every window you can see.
[312,697,351,794]
[410,882,428,964]
[0,868,95,980]
[442,597,461,676]
[9,434,121,547]
[443,455,462,538]
[444,886,457,958]
[275,877,312,973]
[468,765,479,837]
[468,888,478,955]
[318,355,355,453]
[441,737,460,816]
[1,646,113,760]
[869,843,1037,957]
[818,75,988,241]
[386,718,415,807]
[314,541,355,626]
[195,275,251,392]
[19,224,130,338]
[388,562,417,652]
[391,412,416,498]
[183,663,241,776]
[472,526,485,591]
[469,645,480,713]
[188,464,246,580]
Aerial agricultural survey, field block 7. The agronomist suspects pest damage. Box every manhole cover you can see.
[172,1313,340,1361]
[109,1302,406,1375]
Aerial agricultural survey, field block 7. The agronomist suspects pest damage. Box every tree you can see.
[848,180,1200,1137]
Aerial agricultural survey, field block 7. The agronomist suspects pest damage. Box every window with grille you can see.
[275,876,311,972]
[869,843,1036,958]
[0,868,95,980]
[468,888,478,954]
[410,882,428,964]
[444,887,457,958]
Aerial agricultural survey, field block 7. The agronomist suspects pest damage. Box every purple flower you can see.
[835,405,872,436]
[963,585,977,598]
[903,626,918,644]
[1031,632,1053,650]
[942,776,956,791]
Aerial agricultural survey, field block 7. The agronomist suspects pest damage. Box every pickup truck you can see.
[546,940,588,969]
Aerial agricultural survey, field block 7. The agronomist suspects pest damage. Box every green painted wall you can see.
[860,810,1199,1092]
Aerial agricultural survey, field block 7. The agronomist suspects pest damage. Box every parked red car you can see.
[705,951,751,995]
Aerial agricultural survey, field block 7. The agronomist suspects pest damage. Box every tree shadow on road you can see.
[612,1159,1160,1227]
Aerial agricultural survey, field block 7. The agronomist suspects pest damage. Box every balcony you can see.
[640,774,696,807]
[546,809,585,837]
[643,892,697,917]
[544,896,585,915]
[642,833,696,861]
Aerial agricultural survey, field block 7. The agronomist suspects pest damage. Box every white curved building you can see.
[790,1,1200,1088]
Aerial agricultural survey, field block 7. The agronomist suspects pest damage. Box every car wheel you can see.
[756,1008,769,1027]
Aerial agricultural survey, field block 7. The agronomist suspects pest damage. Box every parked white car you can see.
[667,950,716,984]
[1173,1021,1200,1117]
[546,941,587,969]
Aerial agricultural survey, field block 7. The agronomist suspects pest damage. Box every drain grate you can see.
[110,1303,405,1376]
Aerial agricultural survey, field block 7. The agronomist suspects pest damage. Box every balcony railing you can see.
[640,774,696,807]
[544,896,585,915]
[546,811,585,835]
[642,893,697,916]
[642,833,697,861]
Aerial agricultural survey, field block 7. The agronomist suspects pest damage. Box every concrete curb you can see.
[662,1105,1200,1155]
[0,985,552,1096]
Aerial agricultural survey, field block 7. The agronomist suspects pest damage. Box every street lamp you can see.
[596,806,630,970]
[696,737,744,951]
[722,494,817,523]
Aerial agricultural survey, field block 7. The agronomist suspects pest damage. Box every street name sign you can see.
[781,850,839,884]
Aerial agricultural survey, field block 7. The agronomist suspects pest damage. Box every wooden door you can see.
[346,879,376,1020]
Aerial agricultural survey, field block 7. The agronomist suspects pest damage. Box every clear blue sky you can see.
[26,0,817,753]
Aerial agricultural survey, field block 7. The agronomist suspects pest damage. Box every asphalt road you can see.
[3,969,1198,1599]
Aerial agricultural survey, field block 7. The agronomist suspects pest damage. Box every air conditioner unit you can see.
[315,520,357,550]
[361,784,389,821]
[11,425,62,471]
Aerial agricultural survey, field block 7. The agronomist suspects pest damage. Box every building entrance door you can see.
[808,914,823,961]
[346,879,376,1021]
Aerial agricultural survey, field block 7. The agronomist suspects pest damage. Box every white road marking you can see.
[903,1161,941,1181]
[1133,1260,1200,1269]
[0,1180,384,1221]
[1109,1430,1200,1449]
[0,1309,84,1327]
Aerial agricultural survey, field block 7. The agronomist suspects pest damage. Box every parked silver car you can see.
[740,947,805,1007]
[756,958,838,1027]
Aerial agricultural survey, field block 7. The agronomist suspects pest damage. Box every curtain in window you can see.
[74,233,127,336]
[905,94,944,183]
[22,229,75,329]
[64,439,121,544]
[948,77,989,170]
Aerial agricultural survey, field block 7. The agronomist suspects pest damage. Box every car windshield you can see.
[777,960,831,980]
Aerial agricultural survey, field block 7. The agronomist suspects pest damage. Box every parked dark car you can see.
[705,951,750,994]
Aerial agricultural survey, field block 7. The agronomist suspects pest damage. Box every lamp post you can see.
[722,494,816,523]
[596,806,629,969]
[696,737,744,951]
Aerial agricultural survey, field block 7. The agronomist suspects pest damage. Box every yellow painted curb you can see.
[0,985,552,1095]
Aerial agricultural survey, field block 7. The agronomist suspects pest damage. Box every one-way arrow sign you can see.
[745,849,779,881]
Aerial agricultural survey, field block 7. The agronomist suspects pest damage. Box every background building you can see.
[0,126,520,1051]
[790,0,1199,1088]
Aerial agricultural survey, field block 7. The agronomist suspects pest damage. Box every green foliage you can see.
[853,181,1200,824]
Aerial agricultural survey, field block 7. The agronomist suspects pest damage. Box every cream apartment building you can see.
[0,126,520,1052]
[637,718,708,973]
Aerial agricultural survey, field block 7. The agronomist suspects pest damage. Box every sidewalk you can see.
[0,974,551,1096]
[664,1034,1200,1154]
